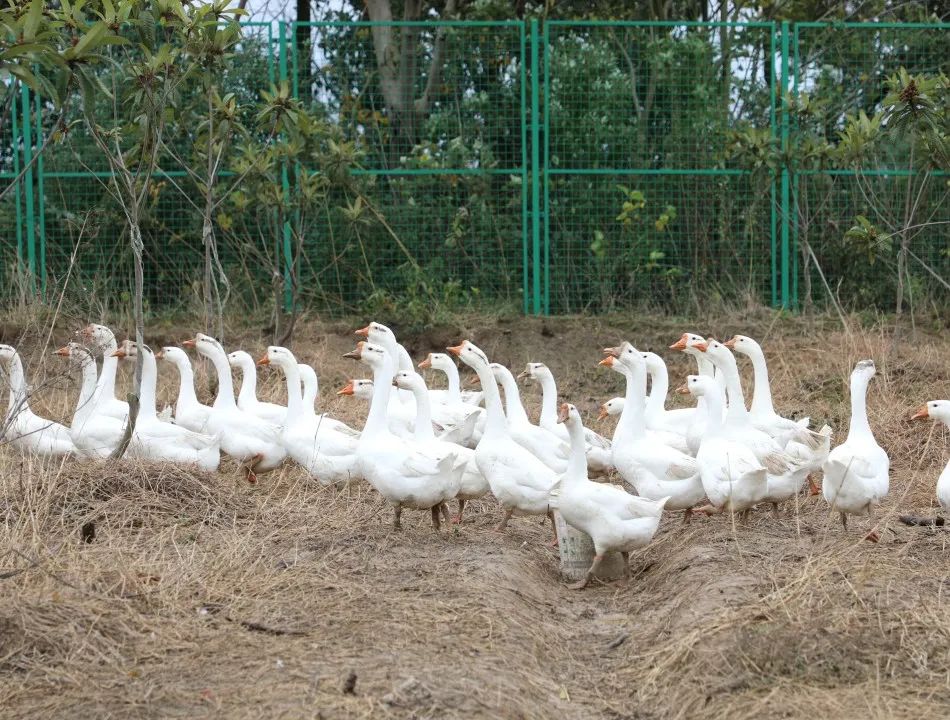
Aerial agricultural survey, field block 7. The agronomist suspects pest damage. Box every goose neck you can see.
[537,372,559,427]
[645,362,668,415]
[204,349,236,409]
[364,355,396,439]
[615,362,646,440]
[236,357,258,406]
[847,372,873,441]
[4,353,28,413]
[564,418,588,485]
[440,361,462,403]
[471,360,506,438]
[73,355,101,423]
[712,354,748,422]
[138,352,158,419]
[747,347,776,416]
[408,382,435,442]
[173,358,200,410]
[279,359,304,422]
[497,371,529,424]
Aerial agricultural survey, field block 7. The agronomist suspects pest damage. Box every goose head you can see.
[337,378,374,401]
[393,369,426,391]
[517,362,551,383]
[112,340,151,360]
[419,352,454,374]
[227,350,256,371]
[447,340,490,372]
[257,346,295,370]
[557,402,580,426]
[912,400,950,426]
[187,333,224,360]
[670,332,708,357]
[598,397,624,420]
[355,321,397,347]
[851,359,876,384]
[724,334,761,357]
[77,323,117,355]
[678,374,718,399]
[343,340,388,369]
[157,346,189,366]
[53,341,95,368]
[0,344,17,364]
[697,338,734,368]
[640,351,665,374]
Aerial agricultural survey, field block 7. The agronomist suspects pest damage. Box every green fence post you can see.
[542,20,550,316]
[11,88,24,276]
[769,22,778,308]
[779,20,790,310]
[520,22,529,315]
[35,80,46,298]
[20,82,37,295]
[530,18,541,316]
[790,22,800,311]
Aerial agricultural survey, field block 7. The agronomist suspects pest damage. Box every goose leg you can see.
[494,507,514,533]
[864,508,880,543]
[440,502,451,526]
[697,504,721,516]
[839,512,848,531]
[431,505,441,532]
[807,474,821,496]
[453,498,466,524]
[682,508,693,524]
[244,453,264,484]
[393,504,403,530]
[621,551,631,580]
[568,554,604,590]
[547,509,559,547]
[771,502,780,519]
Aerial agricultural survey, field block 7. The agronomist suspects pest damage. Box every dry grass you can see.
[1,310,949,719]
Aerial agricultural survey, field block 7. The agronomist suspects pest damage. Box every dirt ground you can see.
[1,309,949,719]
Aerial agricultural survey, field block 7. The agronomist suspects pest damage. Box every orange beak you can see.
[602,345,621,358]
[598,356,614,367]
[111,349,127,359]
[155,350,165,360]
[337,381,355,396]
[724,336,738,350]
[391,378,400,387]
[911,405,929,421]
[418,355,432,370]
[694,341,708,352]
[517,367,530,380]
[355,325,370,338]
[669,334,688,351]
[557,403,570,424]
[465,374,480,388]
[257,353,270,367]
[182,338,196,348]
[675,384,689,395]
[53,346,70,357]
[597,405,609,421]
[342,342,364,360]
[446,343,465,357]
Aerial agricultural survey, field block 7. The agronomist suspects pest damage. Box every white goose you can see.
[670,332,725,454]
[486,362,569,473]
[549,403,669,589]
[822,360,889,539]
[450,340,558,539]
[419,352,484,407]
[112,342,220,471]
[186,333,286,481]
[229,350,286,425]
[519,362,612,475]
[77,323,128,421]
[337,378,375,403]
[419,353,485,446]
[700,339,798,475]
[682,374,768,516]
[0,344,75,457]
[356,321,415,404]
[912,401,950,512]
[345,341,460,530]
[641,351,694,435]
[603,343,704,519]
[54,342,129,457]
[157,346,212,433]
[259,346,359,486]
[393,370,489,523]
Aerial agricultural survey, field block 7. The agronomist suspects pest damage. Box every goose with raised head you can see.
[393,370,488,523]
[112,342,220,471]
[259,346,359,486]
[76,323,129,421]
[641,351,694,435]
[229,350,286,425]
[186,333,286,482]
[912,401,950,512]
[549,403,669,589]
[669,332,725,454]
[54,342,129,457]
[338,378,375,403]
[418,352,483,407]
[519,362,612,475]
[356,322,415,403]
[822,360,889,540]
[0,344,75,457]
[345,341,460,530]
[602,343,704,520]
[450,340,559,540]
[699,339,799,476]
[598,397,625,421]
[681,375,768,516]
[157,346,212,433]
[485,362,569,473]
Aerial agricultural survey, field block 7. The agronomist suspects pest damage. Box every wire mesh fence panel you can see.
[290,21,529,316]
[792,23,949,311]
[543,22,777,314]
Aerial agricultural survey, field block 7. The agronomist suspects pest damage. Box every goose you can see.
[156,346,212,433]
[641,351,694,435]
[912,401,950,512]
[549,403,669,589]
[449,340,559,539]
[518,362,612,475]
[602,344,704,520]
[484,362,569,473]
[337,378,375,403]
[112,342,220,471]
[356,322,415,404]
[598,397,625,420]
[822,360,889,540]
[185,333,286,481]
[725,335,822,448]
[393,369,489,523]
[699,339,798,475]
[669,332,724,454]
[419,352,484,407]
[0,344,76,457]
[229,350,286,425]
[76,323,129,421]
[54,342,129,457]
[598,396,688,454]
[259,346,359,486]
[681,374,768,516]
[344,341,460,530]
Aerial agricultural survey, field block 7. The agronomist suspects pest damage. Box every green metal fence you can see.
[2,20,947,315]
